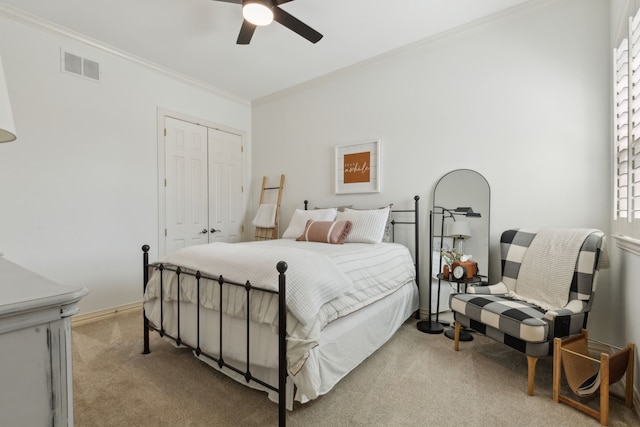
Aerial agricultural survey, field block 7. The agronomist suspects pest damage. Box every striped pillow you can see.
[296,220,353,244]
[336,206,390,243]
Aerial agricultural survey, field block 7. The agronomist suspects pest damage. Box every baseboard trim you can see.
[72,302,142,327]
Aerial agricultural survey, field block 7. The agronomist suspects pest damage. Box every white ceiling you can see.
[0,0,534,101]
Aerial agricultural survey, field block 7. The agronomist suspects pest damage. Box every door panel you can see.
[208,128,243,243]
[165,117,209,253]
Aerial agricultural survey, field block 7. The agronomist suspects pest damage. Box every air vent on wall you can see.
[61,50,100,82]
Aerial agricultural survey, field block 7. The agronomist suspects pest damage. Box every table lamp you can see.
[449,221,471,253]
[0,52,17,143]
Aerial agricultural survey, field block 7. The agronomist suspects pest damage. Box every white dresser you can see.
[0,256,88,426]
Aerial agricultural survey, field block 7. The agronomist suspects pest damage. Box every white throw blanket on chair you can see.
[510,228,596,311]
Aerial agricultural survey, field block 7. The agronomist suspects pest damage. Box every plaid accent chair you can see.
[449,228,607,396]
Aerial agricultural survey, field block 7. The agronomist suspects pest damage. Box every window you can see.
[613,10,640,243]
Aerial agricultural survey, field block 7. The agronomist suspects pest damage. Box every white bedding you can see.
[143,239,417,398]
[149,240,352,327]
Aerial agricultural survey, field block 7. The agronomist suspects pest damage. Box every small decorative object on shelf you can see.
[440,247,462,277]
[451,259,478,280]
[440,247,461,265]
[441,249,480,280]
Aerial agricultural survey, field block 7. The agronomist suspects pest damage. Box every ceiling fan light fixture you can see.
[242,0,274,26]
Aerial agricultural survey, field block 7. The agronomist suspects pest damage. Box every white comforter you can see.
[144,240,416,375]
[150,241,352,327]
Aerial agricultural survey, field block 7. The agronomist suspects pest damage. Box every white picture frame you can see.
[334,139,381,194]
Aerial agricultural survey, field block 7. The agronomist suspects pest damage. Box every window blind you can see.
[612,8,640,239]
[630,13,640,221]
[614,38,629,221]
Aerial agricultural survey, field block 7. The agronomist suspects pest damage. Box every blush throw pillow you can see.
[336,206,391,244]
[296,220,353,244]
[282,208,338,239]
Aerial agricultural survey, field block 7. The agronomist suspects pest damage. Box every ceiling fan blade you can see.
[236,20,257,44]
[273,7,323,43]
[274,0,295,4]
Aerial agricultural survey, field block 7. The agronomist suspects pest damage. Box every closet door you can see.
[164,117,209,253]
[208,128,243,243]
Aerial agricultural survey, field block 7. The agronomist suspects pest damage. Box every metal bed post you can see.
[414,195,420,319]
[142,244,150,354]
[277,261,288,427]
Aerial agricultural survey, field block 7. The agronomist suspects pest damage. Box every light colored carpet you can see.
[71,310,639,426]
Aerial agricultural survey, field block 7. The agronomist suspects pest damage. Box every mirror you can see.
[417,169,490,335]
[432,169,490,277]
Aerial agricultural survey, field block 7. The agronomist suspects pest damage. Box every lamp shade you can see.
[449,221,471,239]
[0,52,16,143]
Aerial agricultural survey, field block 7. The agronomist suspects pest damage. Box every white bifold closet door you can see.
[164,117,243,255]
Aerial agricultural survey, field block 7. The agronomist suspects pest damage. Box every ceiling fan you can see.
[213,0,323,45]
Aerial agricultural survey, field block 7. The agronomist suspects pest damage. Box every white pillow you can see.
[282,208,338,239]
[336,206,390,243]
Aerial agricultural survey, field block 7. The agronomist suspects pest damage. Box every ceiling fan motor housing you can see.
[242,0,274,26]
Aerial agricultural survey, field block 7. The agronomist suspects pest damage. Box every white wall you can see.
[252,0,612,335]
[0,13,252,314]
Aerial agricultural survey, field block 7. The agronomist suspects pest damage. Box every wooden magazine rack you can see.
[553,330,635,426]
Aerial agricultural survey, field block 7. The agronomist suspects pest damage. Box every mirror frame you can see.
[432,168,491,280]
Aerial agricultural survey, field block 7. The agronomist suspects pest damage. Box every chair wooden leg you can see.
[454,321,461,351]
[625,343,635,408]
[553,338,561,402]
[527,356,537,396]
[600,353,610,426]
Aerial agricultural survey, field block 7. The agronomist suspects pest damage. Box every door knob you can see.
[210,228,221,233]
[200,229,208,234]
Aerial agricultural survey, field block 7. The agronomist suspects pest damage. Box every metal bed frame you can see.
[141,195,420,427]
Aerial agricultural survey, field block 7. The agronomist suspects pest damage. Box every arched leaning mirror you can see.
[433,169,490,277]
[418,169,490,335]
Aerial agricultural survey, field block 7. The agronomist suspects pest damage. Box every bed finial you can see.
[277,261,288,273]
[142,244,150,253]
[414,195,420,201]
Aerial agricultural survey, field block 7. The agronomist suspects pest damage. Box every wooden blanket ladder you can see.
[254,174,285,240]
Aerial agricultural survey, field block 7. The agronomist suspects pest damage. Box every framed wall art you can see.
[334,139,381,194]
